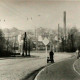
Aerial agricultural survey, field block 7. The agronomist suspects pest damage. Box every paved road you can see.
[37,57,80,80]
[0,52,72,80]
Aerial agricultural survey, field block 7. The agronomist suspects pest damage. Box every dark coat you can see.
[49,51,54,60]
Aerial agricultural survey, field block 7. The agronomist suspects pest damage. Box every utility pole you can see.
[22,32,27,56]
[25,32,27,56]
[63,11,67,51]
[57,24,60,52]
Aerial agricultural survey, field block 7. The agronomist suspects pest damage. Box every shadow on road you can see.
[22,66,45,80]
[0,55,40,60]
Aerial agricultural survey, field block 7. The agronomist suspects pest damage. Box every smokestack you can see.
[64,11,66,40]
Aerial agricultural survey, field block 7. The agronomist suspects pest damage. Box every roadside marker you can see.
[42,37,49,74]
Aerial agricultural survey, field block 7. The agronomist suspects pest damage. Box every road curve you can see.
[36,57,80,80]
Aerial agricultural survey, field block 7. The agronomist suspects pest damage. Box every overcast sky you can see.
[0,0,80,30]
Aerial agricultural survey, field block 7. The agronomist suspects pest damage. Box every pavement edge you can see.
[34,65,47,80]
[73,59,80,75]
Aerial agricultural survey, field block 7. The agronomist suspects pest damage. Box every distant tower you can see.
[64,11,66,40]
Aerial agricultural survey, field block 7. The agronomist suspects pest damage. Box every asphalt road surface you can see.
[38,57,80,80]
[0,52,72,80]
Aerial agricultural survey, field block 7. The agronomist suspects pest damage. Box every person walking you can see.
[49,50,54,63]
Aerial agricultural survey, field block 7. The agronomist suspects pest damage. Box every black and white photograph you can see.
[0,0,80,80]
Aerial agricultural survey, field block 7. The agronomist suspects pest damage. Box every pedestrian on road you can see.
[49,50,54,63]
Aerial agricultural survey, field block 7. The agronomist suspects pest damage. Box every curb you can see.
[34,56,73,80]
[34,66,45,80]
[73,59,80,75]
